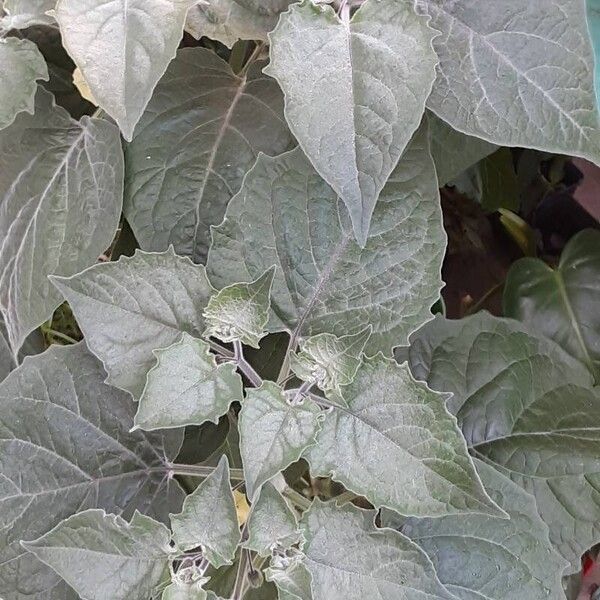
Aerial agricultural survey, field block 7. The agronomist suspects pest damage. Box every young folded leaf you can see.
[0,343,184,599]
[403,313,600,572]
[301,500,455,600]
[55,0,197,140]
[1,0,56,28]
[134,333,244,431]
[239,381,324,500]
[170,456,241,567]
[185,0,294,48]
[290,327,371,402]
[504,229,600,382]
[0,88,123,355]
[265,0,438,245]
[418,0,600,162]
[265,561,312,600]
[23,510,172,600]
[403,459,569,600]
[203,267,275,348]
[304,354,504,518]
[0,37,48,130]
[208,124,445,356]
[51,249,214,398]
[244,482,301,557]
[124,47,293,263]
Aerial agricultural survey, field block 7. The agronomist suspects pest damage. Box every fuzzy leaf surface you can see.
[23,510,171,600]
[1,0,56,28]
[170,456,240,566]
[305,355,501,518]
[418,0,600,161]
[208,124,445,356]
[51,249,213,398]
[404,459,568,600]
[0,88,123,353]
[265,0,438,245]
[0,343,183,600]
[244,482,300,557]
[124,47,292,262]
[302,500,454,600]
[203,267,274,348]
[134,333,243,431]
[239,381,323,500]
[55,0,196,140]
[0,37,48,129]
[185,0,294,47]
[504,229,600,382]
[403,313,600,572]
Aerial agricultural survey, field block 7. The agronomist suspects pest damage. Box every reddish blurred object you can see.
[573,158,600,222]
[578,551,600,599]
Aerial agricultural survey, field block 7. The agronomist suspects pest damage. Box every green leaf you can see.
[402,313,600,572]
[301,500,454,600]
[55,0,196,140]
[163,583,208,600]
[171,456,241,566]
[208,123,445,356]
[428,113,497,186]
[51,249,214,398]
[264,0,438,245]
[134,334,243,431]
[404,459,569,600]
[504,229,600,382]
[239,381,323,500]
[0,37,48,130]
[23,510,171,600]
[290,327,370,401]
[304,354,502,518]
[0,0,56,28]
[203,267,275,349]
[418,0,600,162]
[0,87,122,354]
[185,0,294,48]
[0,343,183,600]
[266,562,312,600]
[588,0,600,106]
[124,47,292,262]
[478,148,520,212]
[244,482,301,557]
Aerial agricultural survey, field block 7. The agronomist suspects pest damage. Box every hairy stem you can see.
[169,463,245,481]
[233,340,263,387]
[282,486,312,511]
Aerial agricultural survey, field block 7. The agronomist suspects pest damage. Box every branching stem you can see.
[169,463,245,481]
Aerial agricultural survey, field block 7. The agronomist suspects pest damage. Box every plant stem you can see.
[233,340,263,387]
[44,328,78,345]
[208,338,234,358]
[463,280,505,316]
[282,486,312,511]
[277,336,298,384]
[238,42,265,77]
[169,463,245,481]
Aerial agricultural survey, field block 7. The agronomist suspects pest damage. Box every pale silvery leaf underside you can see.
[185,0,294,48]
[427,112,497,186]
[23,510,172,600]
[208,122,445,357]
[124,47,293,263]
[0,343,184,600]
[239,381,324,500]
[301,500,455,600]
[266,562,312,600]
[0,87,123,354]
[504,229,600,382]
[134,333,244,431]
[0,37,48,129]
[203,267,275,349]
[0,0,56,28]
[170,456,241,567]
[305,355,502,518]
[402,312,600,572]
[265,0,438,245]
[162,582,209,600]
[55,0,196,140]
[51,249,214,398]
[418,0,600,162]
[404,459,569,600]
[244,482,301,557]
